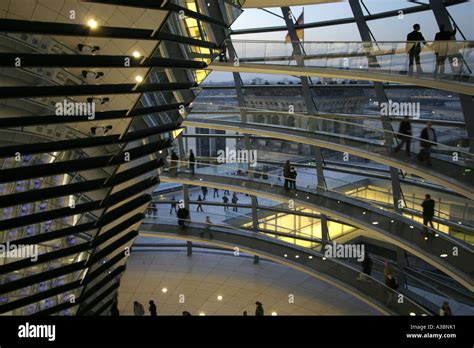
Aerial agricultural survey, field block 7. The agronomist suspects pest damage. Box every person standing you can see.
[133,301,145,316]
[231,192,239,212]
[201,186,208,200]
[189,149,195,175]
[170,196,177,215]
[213,187,219,198]
[421,194,435,232]
[289,167,297,190]
[197,195,204,212]
[357,252,372,282]
[223,194,229,211]
[283,160,291,191]
[255,301,264,316]
[439,301,453,316]
[394,116,412,155]
[148,300,157,316]
[418,122,437,167]
[177,203,189,229]
[170,150,179,173]
[434,24,457,77]
[406,24,426,75]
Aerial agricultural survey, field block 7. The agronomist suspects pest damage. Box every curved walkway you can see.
[160,172,474,291]
[208,62,474,96]
[182,118,474,200]
[140,221,430,316]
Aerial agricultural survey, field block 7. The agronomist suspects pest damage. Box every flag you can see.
[285,9,304,43]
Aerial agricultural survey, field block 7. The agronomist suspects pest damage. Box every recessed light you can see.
[308,256,313,259]
[132,51,141,58]
[283,254,288,258]
[372,222,379,225]
[409,226,414,229]
[424,237,428,240]
[199,312,206,316]
[362,212,366,215]
[435,233,439,237]
[440,254,448,258]
[217,295,223,301]
[322,257,327,260]
[162,288,168,293]
[409,312,416,316]
[271,312,278,316]
[135,75,144,83]
[88,19,98,29]
[295,255,299,259]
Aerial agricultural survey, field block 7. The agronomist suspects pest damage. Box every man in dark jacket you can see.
[177,204,189,229]
[283,160,291,191]
[255,301,264,316]
[189,149,195,175]
[394,116,412,155]
[170,150,179,173]
[434,24,457,76]
[418,122,437,166]
[421,194,435,231]
[406,24,426,75]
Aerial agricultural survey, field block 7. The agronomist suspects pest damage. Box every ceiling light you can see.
[271,312,278,316]
[308,256,313,259]
[322,257,327,261]
[409,312,416,316]
[372,222,379,225]
[295,255,299,259]
[162,288,168,293]
[88,19,98,29]
[217,295,223,301]
[132,51,141,58]
[283,254,288,258]
[199,312,206,316]
[440,254,448,258]
[135,75,144,83]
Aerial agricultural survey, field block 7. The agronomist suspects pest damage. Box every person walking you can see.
[394,116,412,155]
[201,186,208,200]
[406,24,426,75]
[197,195,204,212]
[421,194,435,233]
[231,192,239,212]
[213,187,219,198]
[189,149,195,175]
[223,194,229,211]
[418,122,437,167]
[439,301,453,316]
[283,160,291,191]
[434,24,457,77]
[170,196,177,215]
[357,252,373,282]
[148,300,157,316]
[255,301,264,316]
[133,301,145,316]
[289,167,297,190]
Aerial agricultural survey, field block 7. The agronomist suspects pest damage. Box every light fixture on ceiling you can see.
[132,51,141,58]
[135,75,144,83]
[271,312,278,316]
[217,295,223,301]
[88,19,98,29]
[162,288,168,293]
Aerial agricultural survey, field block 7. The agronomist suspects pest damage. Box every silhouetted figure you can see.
[213,188,219,198]
[133,301,145,316]
[182,311,192,316]
[406,24,426,75]
[170,150,179,173]
[357,252,372,282]
[243,311,248,316]
[197,195,204,212]
[434,24,457,77]
[231,192,239,212]
[200,216,214,239]
[289,167,297,189]
[189,149,195,175]
[170,196,177,215]
[201,186,208,200]
[422,194,435,233]
[110,297,120,316]
[224,189,230,195]
[223,194,229,211]
[148,300,157,316]
[384,272,398,306]
[283,160,291,190]
[418,122,437,167]
[439,301,453,316]
[394,116,412,155]
[177,204,189,229]
[255,301,264,316]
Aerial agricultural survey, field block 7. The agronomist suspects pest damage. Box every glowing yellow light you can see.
[88,19,98,29]
[132,51,141,58]
[135,75,144,83]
